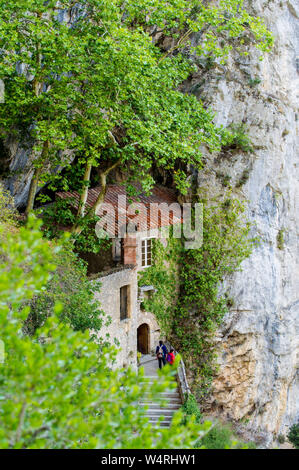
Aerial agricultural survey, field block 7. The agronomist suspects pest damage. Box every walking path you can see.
[139,354,158,375]
[138,354,182,427]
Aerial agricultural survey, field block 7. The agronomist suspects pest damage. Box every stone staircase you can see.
[139,375,182,427]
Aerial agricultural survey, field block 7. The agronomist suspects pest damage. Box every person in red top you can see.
[167,349,175,365]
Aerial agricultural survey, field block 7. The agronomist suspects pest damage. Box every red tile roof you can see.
[57,183,182,236]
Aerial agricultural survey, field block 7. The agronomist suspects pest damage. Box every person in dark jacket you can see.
[156,340,168,369]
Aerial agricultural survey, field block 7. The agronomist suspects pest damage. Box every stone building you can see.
[58,183,182,370]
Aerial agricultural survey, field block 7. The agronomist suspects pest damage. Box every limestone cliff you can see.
[192,0,298,442]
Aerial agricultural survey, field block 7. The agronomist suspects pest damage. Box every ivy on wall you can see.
[138,192,256,399]
[174,195,256,398]
[138,234,181,337]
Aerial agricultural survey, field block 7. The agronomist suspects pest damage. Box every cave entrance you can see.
[137,323,150,355]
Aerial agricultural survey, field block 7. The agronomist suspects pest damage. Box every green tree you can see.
[0,215,211,449]
[23,243,106,336]
[0,0,86,217]
[288,423,299,449]
[0,0,273,225]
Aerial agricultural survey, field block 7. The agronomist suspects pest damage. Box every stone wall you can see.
[94,267,138,370]
[94,264,162,370]
[137,309,161,354]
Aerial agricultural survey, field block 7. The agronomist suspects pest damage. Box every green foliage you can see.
[40,198,77,238]
[197,423,233,449]
[248,77,262,87]
[138,236,182,336]
[216,172,232,187]
[236,169,250,188]
[23,243,105,335]
[181,394,201,424]
[0,218,216,449]
[0,1,82,177]
[277,434,285,444]
[137,351,142,365]
[196,422,256,449]
[0,216,57,307]
[41,161,86,197]
[288,422,299,449]
[181,394,257,450]
[222,124,254,154]
[277,229,285,251]
[40,198,111,254]
[174,195,255,397]
[0,215,212,449]
[139,192,255,398]
[0,183,17,227]
[0,0,272,214]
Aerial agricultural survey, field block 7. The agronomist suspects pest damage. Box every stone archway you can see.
[137,323,150,354]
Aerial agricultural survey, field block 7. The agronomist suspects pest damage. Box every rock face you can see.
[194,0,299,441]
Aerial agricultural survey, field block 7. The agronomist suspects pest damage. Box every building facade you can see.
[94,261,161,370]
[57,183,182,370]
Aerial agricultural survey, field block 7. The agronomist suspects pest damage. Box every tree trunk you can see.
[71,159,121,236]
[24,140,49,219]
[77,160,92,218]
[24,167,42,218]
[25,37,44,220]
[88,171,108,217]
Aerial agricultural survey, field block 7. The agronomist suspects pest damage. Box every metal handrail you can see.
[165,341,191,400]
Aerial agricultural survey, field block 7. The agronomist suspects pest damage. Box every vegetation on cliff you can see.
[139,192,255,398]
[288,422,299,449]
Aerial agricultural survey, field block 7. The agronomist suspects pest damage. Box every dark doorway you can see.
[137,323,150,354]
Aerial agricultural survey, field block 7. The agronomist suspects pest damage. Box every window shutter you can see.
[120,285,129,320]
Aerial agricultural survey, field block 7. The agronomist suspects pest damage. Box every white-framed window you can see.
[141,238,152,267]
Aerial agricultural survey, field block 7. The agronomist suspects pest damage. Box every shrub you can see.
[181,394,201,424]
[236,169,250,188]
[23,243,105,336]
[198,423,233,449]
[222,124,254,154]
[216,172,231,187]
[277,434,285,444]
[277,229,285,250]
[288,423,299,449]
[0,216,211,449]
[0,183,17,227]
[196,422,256,449]
[248,77,261,87]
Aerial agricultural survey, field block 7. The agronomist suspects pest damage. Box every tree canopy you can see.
[0,0,273,227]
